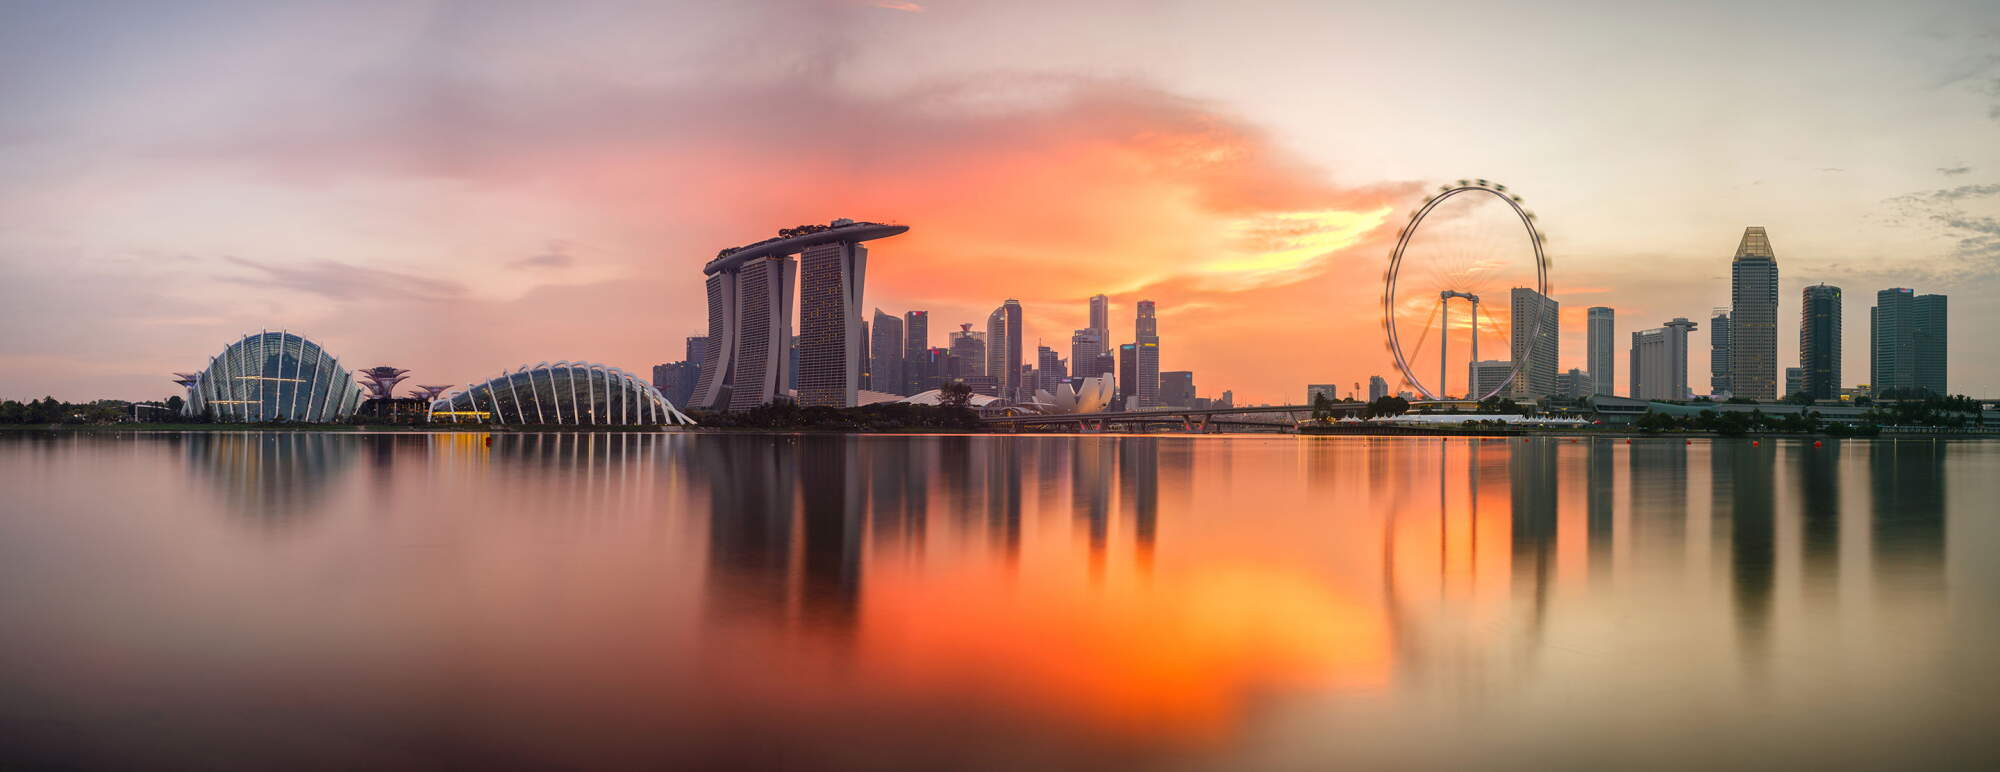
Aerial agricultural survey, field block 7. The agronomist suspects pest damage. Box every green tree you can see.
[939,381,974,409]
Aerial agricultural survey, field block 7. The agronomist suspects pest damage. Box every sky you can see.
[2,0,1997,404]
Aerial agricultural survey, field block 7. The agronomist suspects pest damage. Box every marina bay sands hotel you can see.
[689,219,909,411]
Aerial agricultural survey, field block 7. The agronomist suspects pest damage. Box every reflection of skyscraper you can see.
[796,436,864,633]
[1509,441,1558,620]
[702,436,797,621]
[1730,227,1779,401]
[1718,441,1776,659]
[1796,440,1841,603]
[1120,438,1160,572]
[1587,439,1614,576]
[1870,440,1946,595]
[1627,437,1688,572]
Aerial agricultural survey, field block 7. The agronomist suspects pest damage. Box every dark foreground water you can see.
[1,432,1996,770]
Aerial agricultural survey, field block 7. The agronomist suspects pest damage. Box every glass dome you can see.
[188,331,361,422]
[429,362,696,425]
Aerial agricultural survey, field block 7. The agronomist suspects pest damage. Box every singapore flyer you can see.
[1380,179,1551,401]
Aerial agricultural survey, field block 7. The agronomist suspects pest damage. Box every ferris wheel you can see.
[1380,180,1550,401]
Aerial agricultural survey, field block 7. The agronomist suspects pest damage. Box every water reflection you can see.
[0,433,1993,769]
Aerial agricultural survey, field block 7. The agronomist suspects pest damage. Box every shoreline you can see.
[3,423,1995,439]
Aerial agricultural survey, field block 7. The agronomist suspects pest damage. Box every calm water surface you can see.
[1,432,1996,770]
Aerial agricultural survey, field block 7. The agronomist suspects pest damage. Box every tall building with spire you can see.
[1728,227,1779,401]
[1709,308,1732,397]
[1799,284,1841,400]
[1586,307,1614,396]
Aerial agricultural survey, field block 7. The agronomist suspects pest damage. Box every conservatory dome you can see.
[429,362,695,426]
[185,331,362,422]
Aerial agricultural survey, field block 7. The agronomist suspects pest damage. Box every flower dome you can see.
[186,331,362,422]
[429,362,695,426]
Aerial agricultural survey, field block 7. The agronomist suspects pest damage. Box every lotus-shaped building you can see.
[1025,376,1115,414]
[428,362,696,425]
[183,331,363,422]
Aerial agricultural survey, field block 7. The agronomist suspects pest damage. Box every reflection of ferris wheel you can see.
[1381,180,1549,401]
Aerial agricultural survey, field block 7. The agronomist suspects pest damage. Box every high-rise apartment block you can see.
[1368,375,1389,402]
[1729,227,1779,401]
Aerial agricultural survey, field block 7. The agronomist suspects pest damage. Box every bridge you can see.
[983,402,1353,432]
[979,399,1490,432]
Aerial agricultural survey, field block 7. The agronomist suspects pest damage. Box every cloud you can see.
[510,245,575,270]
[1886,182,2000,273]
[1939,166,1973,176]
[872,1,924,11]
[217,256,467,301]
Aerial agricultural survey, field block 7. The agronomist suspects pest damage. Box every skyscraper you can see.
[1729,227,1779,401]
[1629,317,1698,401]
[986,300,1023,400]
[1118,343,1138,408]
[1088,294,1110,340]
[870,309,904,396]
[1509,287,1559,400]
[949,323,985,377]
[1035,346,1065,392]
[1709,308,1732,397]
[1070,329,1106,379]
[902,310,928,394]
[692,254,796,411]
[1799,284,1841,400]
[1586,306,1614,396]
[1367,375,1389,402]
[1872,288,1948,396]
[695,220,905,411]
[1134,300,1160,407]
[1160,371,1194,407]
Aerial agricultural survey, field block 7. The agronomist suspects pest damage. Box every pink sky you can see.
[1,0,1996,403]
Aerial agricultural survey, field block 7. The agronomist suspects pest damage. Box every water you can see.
[1,432,1995,770]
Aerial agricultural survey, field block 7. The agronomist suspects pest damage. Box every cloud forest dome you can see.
[186,331,362,422]
[430,362,696,425]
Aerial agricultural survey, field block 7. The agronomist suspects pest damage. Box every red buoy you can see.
[1813,440,1823,448]
[1752,440,1760,447]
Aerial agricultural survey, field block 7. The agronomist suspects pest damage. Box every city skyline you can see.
[2,1,1998,403]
